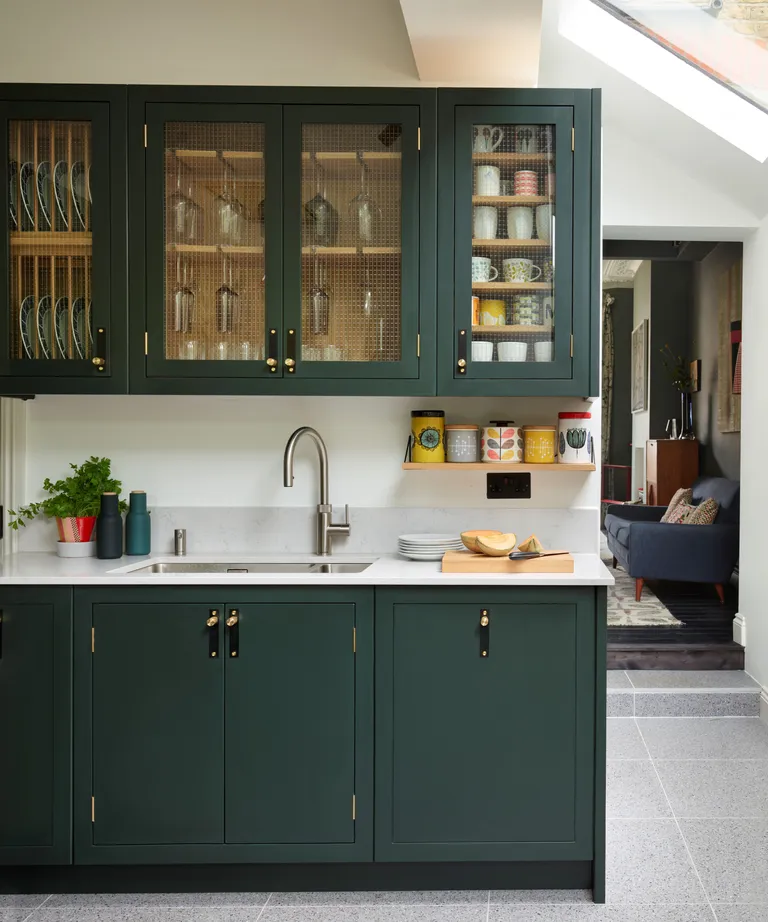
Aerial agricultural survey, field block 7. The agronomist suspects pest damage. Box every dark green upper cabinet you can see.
[129,87,436,396]
[0,587,72,865]
[375,586,596,862]
[437,89,600,397]
[0,85,128,394]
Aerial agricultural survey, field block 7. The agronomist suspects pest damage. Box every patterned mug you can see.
[503,258,542,283]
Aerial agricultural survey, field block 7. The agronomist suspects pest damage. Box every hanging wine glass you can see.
[304,155,339,246]
[347,155,381,245]
[172,255,195,334]
[216,256,240,334]
[309,253,330,336]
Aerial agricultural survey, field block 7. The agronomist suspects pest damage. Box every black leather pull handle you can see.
[206,610,219,658]
[92,327,107,372]
[226,610,240,657]
[479,609,489,658]
[457,329,467,374]
[267,328,278,373]
[285,329,297,373]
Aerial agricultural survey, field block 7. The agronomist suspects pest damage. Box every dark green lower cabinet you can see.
[375,587,597,862]
[74,588,373,864]
[0,588,72,865]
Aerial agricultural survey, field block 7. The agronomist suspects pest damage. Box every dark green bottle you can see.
[126,490,151,556]
[96,492,123,560]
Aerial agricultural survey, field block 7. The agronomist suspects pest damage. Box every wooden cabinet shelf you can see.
[471,152,553,163]
[471,324,552,334]
[403,462,595,472]
[166,244,264,256]
[472,238,550,248]
[472,282,551,291]
[11,231,91,249]
[473,195,551,205]
[300,246,400,256]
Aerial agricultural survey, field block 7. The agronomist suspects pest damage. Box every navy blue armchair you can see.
[604,477,740,603]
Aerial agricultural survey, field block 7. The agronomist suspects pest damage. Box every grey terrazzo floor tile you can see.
[490,890,591,903]
[606,819,708,904]
[680,818,768,904]
[46,895,270,909]
[27,911,265,922]
[260,907,488,922]
[627,671,760,690]
[607,692,634,717]
[607,719,649,760]
[489,907,715,921]
[607,671,632,689]
[713,908,768,922]
[636,718,768,760]
[656,760,768,818]
[634,693,759,718]
[269,893,489,906]
[606,760,672,818]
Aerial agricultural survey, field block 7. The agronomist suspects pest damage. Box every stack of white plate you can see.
[398,533,464,561]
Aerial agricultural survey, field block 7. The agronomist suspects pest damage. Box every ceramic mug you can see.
[541,294,554,323]
[475,164,501,196]
[534,341,553,362]
[539,257,554,282]
[511,294,542,326]
[513,170,538,196]
[471,257,498,282]
[479,299,507,326]
[506,206,533,240]
[471,340,494,362]
[497,341,528,362]
[545,171,556,196]
[503,257,542,283]
[514,125,538,153]
[473,205,498,239]
[473,125,503,153]
[536,203,552,241]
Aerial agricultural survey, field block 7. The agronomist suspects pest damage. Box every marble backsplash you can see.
[15,506,599,555]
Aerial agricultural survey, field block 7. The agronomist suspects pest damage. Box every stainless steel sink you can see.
[126,561,372,575]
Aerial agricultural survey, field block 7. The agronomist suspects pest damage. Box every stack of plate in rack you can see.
[398,534,464,561]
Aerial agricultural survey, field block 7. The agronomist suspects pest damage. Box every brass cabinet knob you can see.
[226,614,239,627]
[457,358,466,368]
[206,615,219,627]
[284,358,296,368]
[266,357,278,367]
[92,357,106,367]
[480,614,489,627]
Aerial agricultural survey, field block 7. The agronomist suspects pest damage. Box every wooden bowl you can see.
[460,529,503,553]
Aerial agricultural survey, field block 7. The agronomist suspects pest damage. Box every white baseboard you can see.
[733,612,746,647]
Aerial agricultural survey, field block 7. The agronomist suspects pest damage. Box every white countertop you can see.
[0,552,614,586]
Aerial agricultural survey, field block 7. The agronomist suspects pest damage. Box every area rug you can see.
[602,556,684,628]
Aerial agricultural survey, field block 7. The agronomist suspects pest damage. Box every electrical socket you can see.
[486,472,531,500]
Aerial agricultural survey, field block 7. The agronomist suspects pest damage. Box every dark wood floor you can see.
[608,577,743,670]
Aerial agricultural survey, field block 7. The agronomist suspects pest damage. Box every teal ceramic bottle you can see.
[96,492,123,560]
[126,490,151,556]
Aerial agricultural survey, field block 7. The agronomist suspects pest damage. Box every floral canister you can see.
[411,410,445,463]
[523,425,557,463]
[445,425,480,463]
[558,412,593,463]
[480,421,523,463]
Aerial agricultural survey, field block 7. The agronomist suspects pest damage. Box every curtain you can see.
[601,291,615,465]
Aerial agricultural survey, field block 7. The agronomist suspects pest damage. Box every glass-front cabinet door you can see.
[144,103,282,382]
[0,93,126,393]
[439,102,577,394]
[282,106,420,382]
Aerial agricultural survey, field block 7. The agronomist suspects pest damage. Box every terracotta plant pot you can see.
[56,516,97,543]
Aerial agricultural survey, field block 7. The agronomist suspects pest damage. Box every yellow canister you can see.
[523,425,557,464]
[411,410,445,463]
[479,300,507,326]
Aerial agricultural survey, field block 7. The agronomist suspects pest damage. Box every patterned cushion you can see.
[664,502,694,524]
[686,497,719,525]
[661,487,693,523]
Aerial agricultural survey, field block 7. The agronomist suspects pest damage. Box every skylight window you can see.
[559,0,768,161]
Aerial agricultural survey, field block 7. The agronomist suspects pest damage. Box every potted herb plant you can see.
[8,456,127,557]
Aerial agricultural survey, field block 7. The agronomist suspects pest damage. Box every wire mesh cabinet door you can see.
[282,105,421,382]
[144,103,283,381]
[0,94,127,393]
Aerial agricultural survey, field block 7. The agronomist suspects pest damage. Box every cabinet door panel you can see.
[0,590,71,864]
[91,603,224,846]
[282,105,420,381]
[377,590,595,861]
[225,602,355,844]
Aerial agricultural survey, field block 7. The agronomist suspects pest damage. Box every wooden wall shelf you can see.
[402,462,595,472]
[471,153,553,163]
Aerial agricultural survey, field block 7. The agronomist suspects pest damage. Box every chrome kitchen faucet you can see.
[283,426,350,556]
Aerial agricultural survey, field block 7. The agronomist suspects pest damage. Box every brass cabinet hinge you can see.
[353,626,356,653]
[91,627,95,653]
[144,124,148,148]
[352,794,356,820]
[417,127,421,151]
[417,333,420,358]
[91,796,95,822]
[570,334,574,357]
[571,127,575,152]
[144,332,148,356]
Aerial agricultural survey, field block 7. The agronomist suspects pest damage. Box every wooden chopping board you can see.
[441,549,574,573]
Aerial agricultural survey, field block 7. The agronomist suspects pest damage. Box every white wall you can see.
[741,217,768,690]
[630,261,650,498]
[24,395,599,510]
